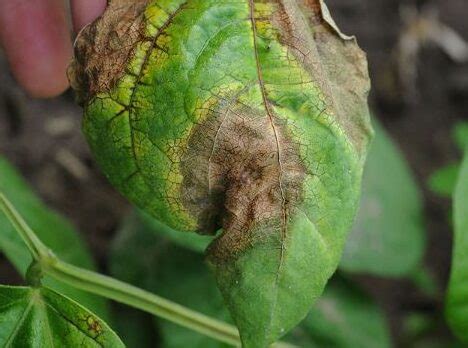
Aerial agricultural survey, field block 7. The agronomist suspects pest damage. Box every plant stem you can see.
[45,260,295,348]
[0,192,296,348]
[0,192,239,345]
[46,258,241,345]
[0,193,51,260]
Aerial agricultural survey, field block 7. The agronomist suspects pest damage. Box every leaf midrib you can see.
[247,0,288,340]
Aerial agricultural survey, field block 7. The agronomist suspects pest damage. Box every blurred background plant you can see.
[1,0,468,347]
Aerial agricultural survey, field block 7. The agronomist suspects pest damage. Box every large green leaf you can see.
[0,285,123,347]
[111,213,391,348]
[0,157,108,318]
[428,163,460,198]
[70,1,372,345]
[446,145,468,341]
[340,121,425,276]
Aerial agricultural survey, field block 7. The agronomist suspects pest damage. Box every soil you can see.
[1,0,467,346]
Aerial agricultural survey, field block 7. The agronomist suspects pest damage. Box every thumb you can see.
[70,0,107,33]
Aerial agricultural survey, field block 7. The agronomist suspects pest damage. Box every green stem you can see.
[45,258,240,345]
[0,192,295,348]
[0,192,239,346]
[0,193,51,261]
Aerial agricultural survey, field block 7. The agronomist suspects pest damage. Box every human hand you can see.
[0,0,106,98]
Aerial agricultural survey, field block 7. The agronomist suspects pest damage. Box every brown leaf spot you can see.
[68,0,148,104]
[86,316,102,336]
[181,101,306,261]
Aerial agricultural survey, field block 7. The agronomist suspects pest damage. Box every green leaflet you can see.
[111,214,390,348]
[340,120,425,276]
[428,163,460,198]
[0,157,108,319]
[446,145,468,341]
[70,0,372,345]
[427,121,468,198]
[0,285,123,347]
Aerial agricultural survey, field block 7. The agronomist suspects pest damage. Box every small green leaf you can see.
[71,1,372,345]
[402,312,434,342]
[427,122,467,198]
[400,312,465,348]
[446,145,468,341]
[428,164,460,197]
[0,157,108,318]
[0,285,123,347]
[452,121,468,152]
[411,267,438,298]
[287,279,391,348]
[340,120,425,276]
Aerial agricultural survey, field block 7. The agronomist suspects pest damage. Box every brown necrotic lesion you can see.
[68,0,149,104]
[181,99,306,260]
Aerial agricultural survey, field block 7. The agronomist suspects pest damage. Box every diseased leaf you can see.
[340,120,425,276]
[0,285,123,347]
[70,0,372,345]
[446,145,468,341]
[138,118,425,279]
[0,157,108,319]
